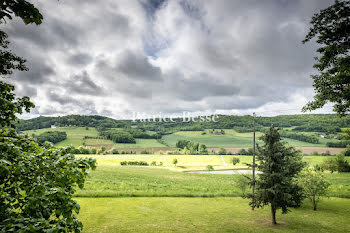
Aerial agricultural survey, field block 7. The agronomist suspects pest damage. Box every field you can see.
[23,127,166,150]
[24,127,99,147]
[23,127,346,156]
[73,153,350,232]
[162,129,339,149]
[76,197,350,233]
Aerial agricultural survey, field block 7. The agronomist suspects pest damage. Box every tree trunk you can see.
[312,196,317,211]
[271,204,277,225]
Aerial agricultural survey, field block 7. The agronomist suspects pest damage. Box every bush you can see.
[120,161,149,166]
[151,161,157,166]
[90,148,97,154]
[141,150,151,154]
[232,157,240,165]
[218,148,227,155]
[206,165,214,171]
[326,140,350,148]
[111,148,119,154]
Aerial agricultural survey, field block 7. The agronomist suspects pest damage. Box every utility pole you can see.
[252,112,256,210]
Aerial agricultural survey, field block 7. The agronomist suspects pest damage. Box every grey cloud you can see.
[117,50,162,81]
[47,91,80,105]
[67,53,93,66]
[67,71,104,96]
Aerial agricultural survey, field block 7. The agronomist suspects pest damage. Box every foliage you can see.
[217,147,227,155]
[34,131,67,144]
[321,154,350,172]
[120,161,149,166]
[236,175,250,195]
[99,129,136,143]
[327,140,350,148]
[302,0,350,115]
[175,140,208,155]
[246,126,305,224]
[172,158,178,166]
[206,165,214,171]
[280,130,320,144]
[297,168,330,211]
[0,128,96,232]
[231,157,240,165]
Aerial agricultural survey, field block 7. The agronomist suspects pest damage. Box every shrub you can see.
[232,157,240,165]
[218,148,227,155]
[111,148,119,154]
[120,161,149,166]
[206,165,214,171]
[173,158,178,166]
[90,148,97,154]
[151,161,157,166]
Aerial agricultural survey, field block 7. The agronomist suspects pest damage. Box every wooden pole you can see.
[252,112,256,210]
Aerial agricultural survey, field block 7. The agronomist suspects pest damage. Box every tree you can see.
[173,158,178,166]
[0,1,96,232]
[218,147,227,155]
[236,175,250,195]
[206,165,214,171]
[297,168,330,211]
[302,0,350,116]
[232,157,240,166]
[246,126,305,225]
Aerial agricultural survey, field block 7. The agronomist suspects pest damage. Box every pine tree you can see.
[247,126,305,224]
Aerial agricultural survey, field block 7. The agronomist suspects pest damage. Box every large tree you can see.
[247,126,305,225]
[302,0,350,116]
[0,1,96,232]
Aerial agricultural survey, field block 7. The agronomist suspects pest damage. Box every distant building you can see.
[319,134,326,138]
[51,125,57,129]
[131,125,138,128]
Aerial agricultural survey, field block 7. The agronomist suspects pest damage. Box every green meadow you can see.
[76,197,350,233]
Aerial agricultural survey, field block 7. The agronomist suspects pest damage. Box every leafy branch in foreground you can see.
[0,128,96,232]
[302,0,350,116]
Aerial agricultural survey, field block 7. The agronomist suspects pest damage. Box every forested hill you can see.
[17,114,350,133]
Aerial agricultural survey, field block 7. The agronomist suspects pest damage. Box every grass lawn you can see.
[75,161,350,198]
[23,127,99,147]
[76,197,350,233]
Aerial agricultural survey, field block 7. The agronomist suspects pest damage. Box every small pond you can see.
[187,170,262,175]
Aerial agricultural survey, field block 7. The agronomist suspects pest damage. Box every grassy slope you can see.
[24,127,99,147]
[162,129,337,148]
[76,162,350,198]
[23,127,166,149]
[77,197,350,233]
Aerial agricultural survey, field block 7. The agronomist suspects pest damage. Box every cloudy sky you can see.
[5,0,335,119]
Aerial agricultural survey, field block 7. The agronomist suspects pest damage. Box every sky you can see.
[4,0,336,119]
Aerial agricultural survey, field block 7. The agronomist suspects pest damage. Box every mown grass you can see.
[76,197,350,233]
[24,127,99,147]
[75,163,350,198]
[162,129,337,148]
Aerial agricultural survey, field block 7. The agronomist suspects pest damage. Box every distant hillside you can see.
[17,115,129,131]
[18,114,350,134]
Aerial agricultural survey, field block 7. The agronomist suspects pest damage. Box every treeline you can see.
[175,140,208,155]
[99,129,136,143]
[97,128,159,143]
[279,131,320,144]
[17,115,128,131]
[326,141,350,148]
[34,131,67,144]
[18,114,350,134]
[292,126,341,134]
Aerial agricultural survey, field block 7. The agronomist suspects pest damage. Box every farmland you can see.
[71,154,350,232]
[18,115,350,232]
